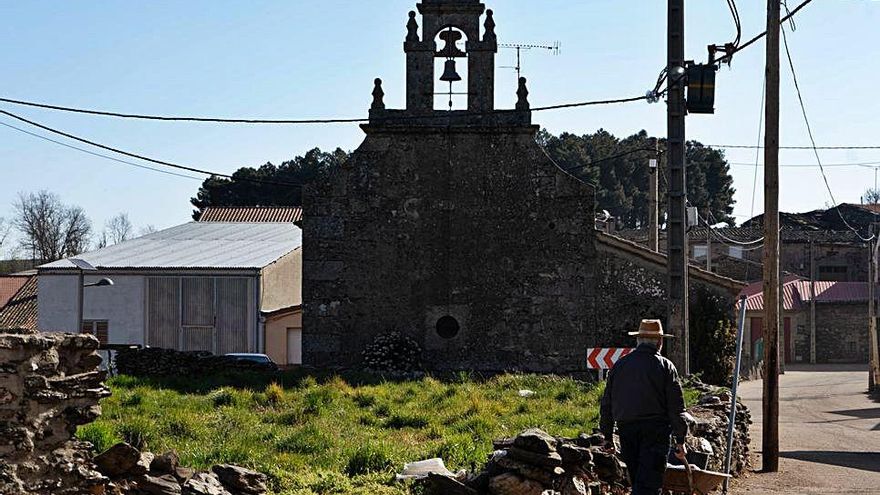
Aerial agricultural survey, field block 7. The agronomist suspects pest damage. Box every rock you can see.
[94,443,142,478]
[574,433,605,448]
[182,472,230,495]
[151,451,180,475]
[137,474,182,495]
[174,467,195,484]
[560,476,587,495]
[493,454,564,485]
[589,448,626,483]
[699,395,722,406]
[488,472,545,495]
[425,473,479,495]
[558,443,593,466]
[134,451,156,476]
[211,464,267,494]
[513,429,558,454]
[506,447,563,468]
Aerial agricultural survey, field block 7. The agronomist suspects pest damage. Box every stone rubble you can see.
[0,329,110,495]
[94,442,268,495]
[421,382,751,495]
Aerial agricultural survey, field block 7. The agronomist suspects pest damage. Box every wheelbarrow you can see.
[662,462,731,495]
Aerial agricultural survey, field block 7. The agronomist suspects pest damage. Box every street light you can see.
[69,258,113,335]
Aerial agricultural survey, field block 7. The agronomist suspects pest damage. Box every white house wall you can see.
[37,274,145,345]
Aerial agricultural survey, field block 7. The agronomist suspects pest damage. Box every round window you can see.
[436,315,460,339]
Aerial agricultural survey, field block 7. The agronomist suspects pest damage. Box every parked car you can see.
[223,353,279,372]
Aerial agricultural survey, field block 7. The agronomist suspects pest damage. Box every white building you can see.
[37,220,303,363]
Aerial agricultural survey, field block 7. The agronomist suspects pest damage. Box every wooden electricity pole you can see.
[869,225,880,391]
[667,0,689,374]
[762,0,781,473]
[649,143,660,253]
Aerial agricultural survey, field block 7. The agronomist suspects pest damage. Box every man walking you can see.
[599,319,688,495]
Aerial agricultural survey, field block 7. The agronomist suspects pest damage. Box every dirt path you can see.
[730,365,880,494]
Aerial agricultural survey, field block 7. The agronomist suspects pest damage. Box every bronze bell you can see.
[440,59,461,82]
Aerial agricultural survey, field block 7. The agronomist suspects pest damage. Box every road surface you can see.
[731,365,880,494]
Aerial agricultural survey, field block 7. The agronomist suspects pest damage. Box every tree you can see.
[97,213,133,248]
[538,129,736,228]
[864,187,880,204]
[190,147,349,219]
[139,224,157,236]
[13,191,92,262]
[0,217,9,254]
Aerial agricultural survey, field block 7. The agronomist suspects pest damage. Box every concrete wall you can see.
[260,248,301,313]
[264,310,302,366]
[37,274,145,345]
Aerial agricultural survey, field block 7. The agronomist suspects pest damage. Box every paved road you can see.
[731,365,880,494]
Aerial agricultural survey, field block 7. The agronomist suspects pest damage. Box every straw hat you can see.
[627,319,674,338]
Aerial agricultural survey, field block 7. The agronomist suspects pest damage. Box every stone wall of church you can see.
[303,128,599,372]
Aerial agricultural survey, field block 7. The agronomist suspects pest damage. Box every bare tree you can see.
[13,191,92,262]
[139,224,158,236]
[864,188,880,205]
[98,213,133,248]
[0,217,10,254]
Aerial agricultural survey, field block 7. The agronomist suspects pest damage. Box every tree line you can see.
[0,191,154,263]
[191,129,738,228]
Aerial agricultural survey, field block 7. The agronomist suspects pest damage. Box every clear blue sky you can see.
[1,1,878,255]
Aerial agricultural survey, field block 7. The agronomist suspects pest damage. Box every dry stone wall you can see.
[0,328,110,495]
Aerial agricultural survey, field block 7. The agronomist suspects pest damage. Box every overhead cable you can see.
[0,109,303,188]
[781,26,874,242]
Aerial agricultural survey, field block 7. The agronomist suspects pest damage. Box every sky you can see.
[1,0,878,256]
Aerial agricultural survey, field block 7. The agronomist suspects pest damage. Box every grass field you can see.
[77,371,699,495]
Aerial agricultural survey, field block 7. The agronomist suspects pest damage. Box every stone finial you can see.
[484,9,496,42]
[371,78,385,110]
[406,11,419,42]
[516,77,530,110]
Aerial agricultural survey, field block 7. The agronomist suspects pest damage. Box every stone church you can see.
[302,0,741,373]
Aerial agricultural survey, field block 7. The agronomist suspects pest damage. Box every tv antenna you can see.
[499,42,561,81]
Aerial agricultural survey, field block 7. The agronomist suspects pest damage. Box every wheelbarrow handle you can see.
[683,460,695,495]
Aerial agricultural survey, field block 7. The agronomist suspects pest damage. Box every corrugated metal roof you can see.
[0,276,37,330]
[199,206,303,223]
[0,276,29,309]
[741,275,804,312]
[39,222,301,270]
[795,281,869,303]
[742,278,871,311]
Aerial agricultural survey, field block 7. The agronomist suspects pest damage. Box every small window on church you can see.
[436,315,460,339]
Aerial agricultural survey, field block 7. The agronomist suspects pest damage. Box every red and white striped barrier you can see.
[586,347,634,370]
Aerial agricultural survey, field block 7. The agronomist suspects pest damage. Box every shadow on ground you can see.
[781,451,880,473]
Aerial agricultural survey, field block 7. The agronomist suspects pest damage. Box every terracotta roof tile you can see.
[0,276,29,308]
[0,276,37,330]
[199,206,302,223]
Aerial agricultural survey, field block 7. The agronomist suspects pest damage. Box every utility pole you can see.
[810,236,816,364]
[649,141,660,253]
[869,224,880,391]
[667,0,689,374]
[762,0,781,473]
[706,209,712,272]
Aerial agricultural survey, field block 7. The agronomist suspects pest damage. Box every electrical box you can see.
[686,63,716,114]
[686,206,699,228]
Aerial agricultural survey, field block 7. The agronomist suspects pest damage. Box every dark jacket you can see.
[599,343,688,443]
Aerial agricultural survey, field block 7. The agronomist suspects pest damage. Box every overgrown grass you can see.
[78,371,697,495]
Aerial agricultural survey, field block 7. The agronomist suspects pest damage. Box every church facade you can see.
[302,0,741,372]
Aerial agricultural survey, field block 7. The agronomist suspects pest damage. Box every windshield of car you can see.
[228,354,270,364]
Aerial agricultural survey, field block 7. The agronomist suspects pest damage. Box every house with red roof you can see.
[741,276,875,364]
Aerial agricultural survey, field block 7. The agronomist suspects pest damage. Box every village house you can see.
[740,276,872,365]
[35,207,304,366]
[302,0,743,373]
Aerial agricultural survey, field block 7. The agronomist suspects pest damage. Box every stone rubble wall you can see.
[0,328,110,495]
[114,347,276,377]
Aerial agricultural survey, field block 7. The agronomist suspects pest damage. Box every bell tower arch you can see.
[403,0,497,114]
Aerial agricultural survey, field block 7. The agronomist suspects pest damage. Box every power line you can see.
[712,144,880,150]
[0,92,651,125]
[563,147,659,173]
[749,75,766,219]
[0,109,303,188]
[714,0,813,66]
[781,25,874,242]
[730,161,880,168]
[0,120,202,181]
